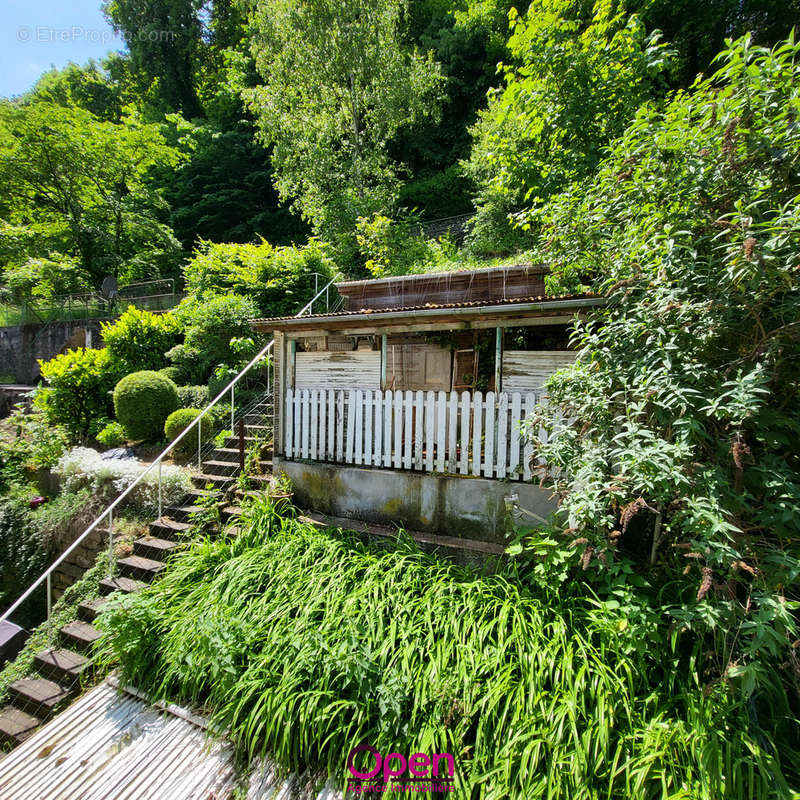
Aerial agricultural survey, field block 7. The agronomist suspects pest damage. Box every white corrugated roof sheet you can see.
[0,680,340,800]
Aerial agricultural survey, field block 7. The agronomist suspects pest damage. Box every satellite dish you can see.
[100,276,118,302]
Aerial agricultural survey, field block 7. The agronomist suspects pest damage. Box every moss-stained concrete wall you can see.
[277,458,558,542]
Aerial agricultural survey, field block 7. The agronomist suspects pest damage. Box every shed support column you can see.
[273,331,285,457]
[380,335,387,389]
[495,327,502,392]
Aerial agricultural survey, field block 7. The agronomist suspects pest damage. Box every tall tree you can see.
[103,0,205,118]
[463,0,672,252]
[247,0,444,266]
[0,102,181,285]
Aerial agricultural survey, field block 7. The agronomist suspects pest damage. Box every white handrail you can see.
[1,279,337,623]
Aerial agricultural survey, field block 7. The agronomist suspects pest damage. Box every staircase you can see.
[0,403,273,749]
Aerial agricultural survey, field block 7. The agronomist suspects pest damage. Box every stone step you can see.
[33,648,89,686]
[77,597,109,623]
[0,706,41,746]
[222,435,260,449]
[210,447,247,464]
[134,535,181,561]
[192,473,234,490]
[99,576,147,596]
[163,504,205,522]
[60,620,102,651]
[222,506,243,520]
[117,555,166,583]
[201,460,239,476]
[8,678,72,721]
[148,517,192,540]
[244,423,271,434]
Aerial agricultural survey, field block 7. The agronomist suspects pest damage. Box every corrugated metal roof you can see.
[0,679,340,800]
[251,293,600,325]
[335,263,548,289]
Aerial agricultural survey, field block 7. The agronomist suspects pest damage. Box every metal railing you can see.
[0,279,339,625]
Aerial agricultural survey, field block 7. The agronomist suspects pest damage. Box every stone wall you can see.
[0,318,110,384]
[51,526,109,600]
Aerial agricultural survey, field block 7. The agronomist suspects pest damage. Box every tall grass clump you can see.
[95,497,797,798]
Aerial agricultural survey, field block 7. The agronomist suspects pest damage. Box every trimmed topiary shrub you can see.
[164,408,214,456]
[113,371,179,442]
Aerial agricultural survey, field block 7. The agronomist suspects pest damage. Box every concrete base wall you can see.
[277,459,558,543]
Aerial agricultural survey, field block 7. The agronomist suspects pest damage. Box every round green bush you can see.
[113,371,179,442]
[96,421,126,449]
[164,408,214,456]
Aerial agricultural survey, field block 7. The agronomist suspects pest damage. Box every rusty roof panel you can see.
[251,292,600,325]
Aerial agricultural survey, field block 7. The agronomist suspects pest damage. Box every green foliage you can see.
[27,60,126,122]
[465,0,673,237]
[0,496,53,627]
[247,0,445,265]
[36,348,117,439]
[2,255,91,304]
[101,306,183,375]
[0,101,182,286]
[169,293,260,384]
[356,212,464,277]
[95,498,798,797]
[157,366,183,384]
[520,35,800,703]
[164,408,213,455]
[96,421,127,449]
[164,123,309,249]
[102,0,205,117]
[113,370,179,441]
[356,213,433,277]
[176,384,210,409]
[0,408,68,489]
[181,238,335,315]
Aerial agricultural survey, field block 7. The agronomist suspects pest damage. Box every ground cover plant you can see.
[94,496,797,799]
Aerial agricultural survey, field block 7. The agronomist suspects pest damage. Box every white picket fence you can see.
[284,388,546,480]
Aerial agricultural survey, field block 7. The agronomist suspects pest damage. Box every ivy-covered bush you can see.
[113,370,179,442]
[164,408,214,456]
[513,34,800,770]
[101,306,182,375]
[36,348,118,439]
[181,238,335,315]
[55,447,191,515]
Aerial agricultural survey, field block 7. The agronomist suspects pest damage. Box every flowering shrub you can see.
[54,448,191,515]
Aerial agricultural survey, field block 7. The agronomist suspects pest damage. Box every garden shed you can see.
[251,266,603,540]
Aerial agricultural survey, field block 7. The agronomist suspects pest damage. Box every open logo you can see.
[346,744,455,794]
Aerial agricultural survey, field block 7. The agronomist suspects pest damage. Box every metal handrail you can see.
[1,279,337,623]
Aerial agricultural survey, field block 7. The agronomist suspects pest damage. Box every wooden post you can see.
[238,417,245,472]
[380,334,387,389]
[495,327,503,393]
